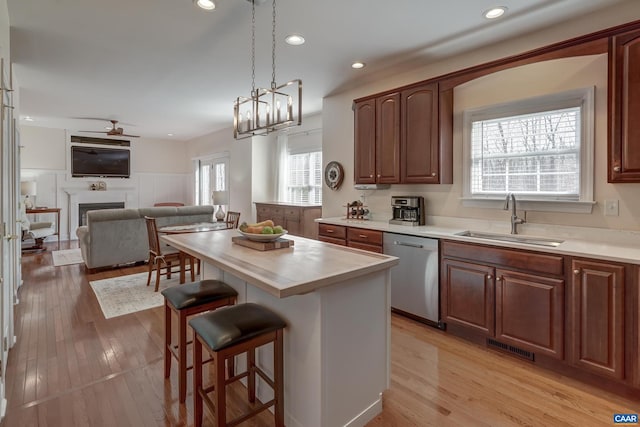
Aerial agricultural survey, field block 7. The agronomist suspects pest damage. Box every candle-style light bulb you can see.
[238,113,243,132]
[276,100,281,123]
[287,96,293,121]
[266,104,271,126]
[246,111,251,131]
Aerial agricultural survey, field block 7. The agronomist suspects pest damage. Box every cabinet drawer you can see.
[318,224,347,239]
[319,236,347,246]
[442,241,564,276]
[284,208,300,221]
[256,205,272,217]
[348,241,383,253]
[347,227,383,246]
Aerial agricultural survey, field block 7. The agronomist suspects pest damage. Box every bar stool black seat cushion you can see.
[161,280,238,310]
[189,303,286,351]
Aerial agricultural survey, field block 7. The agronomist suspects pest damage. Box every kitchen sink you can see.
[456,231,564,247]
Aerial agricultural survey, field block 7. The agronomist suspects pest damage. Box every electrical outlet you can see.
[604,199,619,216]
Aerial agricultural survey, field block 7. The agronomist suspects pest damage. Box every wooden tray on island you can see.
[232,236,294,251]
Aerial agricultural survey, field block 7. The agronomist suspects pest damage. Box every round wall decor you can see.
[324,161,344,190]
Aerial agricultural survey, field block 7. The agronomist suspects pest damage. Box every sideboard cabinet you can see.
[255,202,321,239]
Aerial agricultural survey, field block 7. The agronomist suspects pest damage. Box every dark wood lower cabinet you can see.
[318,224,383,253]
[495,269,564,359]
[569,259,625,379]
[441,258,495,336]
[441,239,638,395]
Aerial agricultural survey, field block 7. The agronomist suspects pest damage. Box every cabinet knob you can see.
[496,276,502,281]
[377,174,381,178]
[431,172,436,177]
[359,234,368,239]
[613,166,621,172]
[573,269,580,274]
[486,275,492,280]
[369,174,373,178]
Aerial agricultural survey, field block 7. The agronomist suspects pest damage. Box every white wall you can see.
[0,0,9,60]
[322,3,640,231]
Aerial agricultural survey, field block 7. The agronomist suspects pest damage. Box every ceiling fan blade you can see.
[78,130,108,134]
[120,134,140,138]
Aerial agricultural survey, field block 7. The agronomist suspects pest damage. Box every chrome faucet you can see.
[504,193,525,234]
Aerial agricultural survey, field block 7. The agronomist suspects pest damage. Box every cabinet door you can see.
[353,99,376,184]
[569,259,625,379]
[441,258,495,336]
[255,204,271,223]
[401,83,439,183]
[609,29,640,182]
[375,93,401,184]
[283,207,301,237]
[495,269,564,359]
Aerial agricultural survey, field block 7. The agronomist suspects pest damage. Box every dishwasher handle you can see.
[393,240,424,249]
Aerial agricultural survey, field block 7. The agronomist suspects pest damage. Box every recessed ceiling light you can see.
[483,6,507,19]
[167,133,174,137]
[23,116,34,122]
[195,0,215,11]
[351,62,366,69]
[285,34,305,46]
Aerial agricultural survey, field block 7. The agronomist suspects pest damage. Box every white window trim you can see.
[192,152,230,205]
[461,87,595,214]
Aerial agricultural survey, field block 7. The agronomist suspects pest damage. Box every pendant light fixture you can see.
[233,0,302,139]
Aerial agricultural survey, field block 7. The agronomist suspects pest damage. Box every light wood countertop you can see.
[161,229,398,298]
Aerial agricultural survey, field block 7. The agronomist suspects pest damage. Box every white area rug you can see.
[52,248,84,266]
[90,272,184,319]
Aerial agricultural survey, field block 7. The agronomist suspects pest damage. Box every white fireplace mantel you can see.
[63,187,137,239]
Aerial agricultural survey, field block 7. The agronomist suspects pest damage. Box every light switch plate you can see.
[604,199,619,216]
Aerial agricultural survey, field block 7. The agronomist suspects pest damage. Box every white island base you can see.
[202,261,391,427]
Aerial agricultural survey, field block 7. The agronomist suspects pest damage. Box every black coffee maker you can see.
[389,196,425,226]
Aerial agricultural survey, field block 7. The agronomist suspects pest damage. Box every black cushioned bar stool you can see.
[189,303,287,427]
[161,280,238,403]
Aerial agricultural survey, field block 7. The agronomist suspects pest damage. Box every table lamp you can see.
[20,181,36,209]
[211,190,229,222]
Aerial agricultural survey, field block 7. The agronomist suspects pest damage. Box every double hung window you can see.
[463,88,594,212]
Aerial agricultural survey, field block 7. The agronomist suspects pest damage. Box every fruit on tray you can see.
[239,220,284,234]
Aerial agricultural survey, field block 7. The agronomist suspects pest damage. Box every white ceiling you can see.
[7,0,626,140]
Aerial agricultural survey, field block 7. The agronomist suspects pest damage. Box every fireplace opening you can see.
[79,202,125,226]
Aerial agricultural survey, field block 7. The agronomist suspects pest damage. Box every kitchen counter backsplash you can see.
[316,215,640,265]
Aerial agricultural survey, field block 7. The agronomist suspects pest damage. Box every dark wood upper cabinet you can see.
[402,83,439,183]
[609,29,640,182]
[375,93,401,184]
[354,83,453,185]
[353,99,376,184]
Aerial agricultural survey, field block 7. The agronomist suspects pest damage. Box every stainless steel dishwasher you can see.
[383,232,442,328]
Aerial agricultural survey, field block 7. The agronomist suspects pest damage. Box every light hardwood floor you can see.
[5,241,640,426]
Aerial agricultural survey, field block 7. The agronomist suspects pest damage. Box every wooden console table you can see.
[26,207,61,249]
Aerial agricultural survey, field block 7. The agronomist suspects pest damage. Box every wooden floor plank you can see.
[5,242,640,426]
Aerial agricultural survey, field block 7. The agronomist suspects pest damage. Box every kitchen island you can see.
[161,229,399,427]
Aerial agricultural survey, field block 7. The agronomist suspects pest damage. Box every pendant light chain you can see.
[271,0,277,88]
[251,0,256,95]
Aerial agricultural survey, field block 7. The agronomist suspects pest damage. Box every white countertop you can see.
[161,229,399,298]
[316,217,640,265]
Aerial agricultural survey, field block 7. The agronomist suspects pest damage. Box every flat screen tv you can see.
[71,146,131,178]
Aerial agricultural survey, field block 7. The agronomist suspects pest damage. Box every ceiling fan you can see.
[80,120,140,138]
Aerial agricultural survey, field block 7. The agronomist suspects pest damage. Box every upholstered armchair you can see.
[19,204,56,252]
